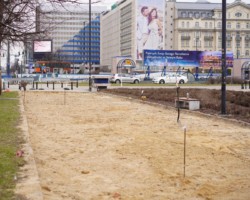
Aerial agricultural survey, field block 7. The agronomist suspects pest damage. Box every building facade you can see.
[35,4,107,69]
[100,0,250,68]
[167,0,250,59]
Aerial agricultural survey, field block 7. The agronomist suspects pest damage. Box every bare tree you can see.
[0,0,85,47]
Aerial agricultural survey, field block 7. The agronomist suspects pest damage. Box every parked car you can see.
[110,74,141,84]
[152,74,188,84]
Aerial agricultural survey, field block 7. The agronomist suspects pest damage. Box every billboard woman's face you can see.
[151,10,157,18]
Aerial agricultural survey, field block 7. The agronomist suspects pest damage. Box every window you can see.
[209,22,213,28]
[246,50,249,56]
[236,41,240,48]
[195,12,200,18]
[195,22,199,28]
[246,41,250,48]
[181,12,187,18]
[205,22,208,28]
[217,22,222,28]
[227,22,231,29]
[247,23,250,29]
[188,12,193,18]
[226,41,231,48]
[187,22,189,28]
[236,22,240,29]
[182,21,185,28]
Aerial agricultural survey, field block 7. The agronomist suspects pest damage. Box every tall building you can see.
[36,3,107,67]
[100,0,250,68]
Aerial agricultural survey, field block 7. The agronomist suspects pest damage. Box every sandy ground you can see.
[16,91,250,200]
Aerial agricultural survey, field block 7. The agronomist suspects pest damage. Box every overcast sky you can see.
[98,0,243,8]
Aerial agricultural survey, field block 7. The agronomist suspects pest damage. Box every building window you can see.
[205,22,208,28]
[246,23,250,29]
[195,22,199,28]
[217,22,222,28]
[246,41,249,48]
[227,22,231,29]
[195,12,200,18]
[236,22,240,29]
[218,39,222,48]
[188,12,193,18]
[226,41,231,48]
[181,12,187,18]
[187,22,189,28]
[236,41,240,48]
[209,22,213,28]
[182,21,185,28]
[246,50,249,56]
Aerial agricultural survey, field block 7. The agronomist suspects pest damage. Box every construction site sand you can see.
[16,91,250,200]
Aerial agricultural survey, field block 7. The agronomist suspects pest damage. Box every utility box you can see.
[92,76,110,91]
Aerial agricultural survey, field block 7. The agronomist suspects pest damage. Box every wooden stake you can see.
[184,126,186,178]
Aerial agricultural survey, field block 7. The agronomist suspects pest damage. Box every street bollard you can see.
[36,82,38,90]
[47,81,49,88]
[61,83,63,88]
[53,82,55,90]
[71,82,73,90]
[76,80,78,88]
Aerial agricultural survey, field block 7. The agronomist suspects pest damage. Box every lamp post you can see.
[73,37,74,74]
[88,0,92,92]
[195,36,199,80]
[7,40,10,77]
[221,0,226,115]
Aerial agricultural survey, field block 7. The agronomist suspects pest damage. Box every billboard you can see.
[33,40,52,53]
[143,50,234,68]
[136,0,165,60]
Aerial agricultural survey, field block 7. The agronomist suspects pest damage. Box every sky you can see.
[98,0,242,8]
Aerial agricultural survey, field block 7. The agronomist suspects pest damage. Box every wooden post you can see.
[0,70,2,95]
[184,127,187,178]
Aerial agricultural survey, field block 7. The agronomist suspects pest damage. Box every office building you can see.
[36,3,107,68]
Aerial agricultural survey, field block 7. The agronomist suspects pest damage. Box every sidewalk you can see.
[2,82,97,92]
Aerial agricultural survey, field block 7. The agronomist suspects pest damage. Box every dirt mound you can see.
[104,88,250,124]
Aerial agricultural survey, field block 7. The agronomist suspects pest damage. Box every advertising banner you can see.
[136,0,165,60]
[143,50,234,68]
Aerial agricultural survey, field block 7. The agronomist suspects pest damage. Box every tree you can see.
[0,0,83,47]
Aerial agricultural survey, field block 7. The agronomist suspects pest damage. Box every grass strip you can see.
[0,92,23,200]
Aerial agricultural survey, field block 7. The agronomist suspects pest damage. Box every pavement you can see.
[1,82,250,92]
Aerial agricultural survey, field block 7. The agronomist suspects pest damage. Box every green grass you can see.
[0,92,23,200]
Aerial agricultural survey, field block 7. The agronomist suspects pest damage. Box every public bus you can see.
[34,61,71,74]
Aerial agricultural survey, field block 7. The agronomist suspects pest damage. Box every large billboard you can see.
[136,0,165,60]
[143,50,234,68]
[33,40,52,53]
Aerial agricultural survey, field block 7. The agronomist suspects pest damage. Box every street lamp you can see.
[73,37,74,74]
[221,0,227,115]
[89,0,92,92]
